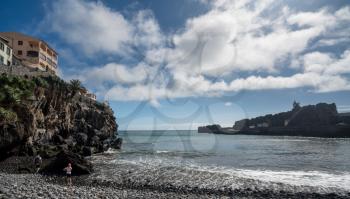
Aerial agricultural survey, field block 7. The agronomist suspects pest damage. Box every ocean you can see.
[89,130,350,195]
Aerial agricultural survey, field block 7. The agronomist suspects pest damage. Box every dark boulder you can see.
[111,138,123,149]
[52,134,65,145]
[82,146,93,156]
[40,150,93,175]
[89,135,100,146]
[75,133,88,145]
[40,145,59,159]
[64,136,75,147]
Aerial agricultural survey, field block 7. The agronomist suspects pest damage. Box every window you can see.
[18,50,22,55]
[39,52,46,61]
[47,58,53,66]
[7,61,11,66]
[18,41,23,45]
[0,42,4,51]
[27,51,39,57]
[0,55,4,64]
[6,47,11,55]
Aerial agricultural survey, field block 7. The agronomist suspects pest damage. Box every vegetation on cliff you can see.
[0,74,120,174]
[0,75,35,123]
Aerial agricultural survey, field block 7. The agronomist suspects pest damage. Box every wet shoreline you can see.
[0,171,349,199]
[1,153,349,199]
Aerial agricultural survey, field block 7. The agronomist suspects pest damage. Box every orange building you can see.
[0,32,58,75]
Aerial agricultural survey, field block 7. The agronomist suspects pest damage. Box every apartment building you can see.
[0,36,12,66]
[0,32,58,75]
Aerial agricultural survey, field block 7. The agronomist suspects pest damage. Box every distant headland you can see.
[198,102,350,137]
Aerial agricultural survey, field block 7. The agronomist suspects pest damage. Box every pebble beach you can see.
[0,173,219,199]
[1,172,350,199]
[1,155,350,199]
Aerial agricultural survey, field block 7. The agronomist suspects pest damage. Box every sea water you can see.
[90,130,350,194]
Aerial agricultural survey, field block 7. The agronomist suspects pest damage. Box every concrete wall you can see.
[0,64,53,77]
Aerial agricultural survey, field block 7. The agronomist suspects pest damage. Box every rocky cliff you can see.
[199,102,350,137]
[0,74,121,174]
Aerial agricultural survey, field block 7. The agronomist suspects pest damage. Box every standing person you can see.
[63,163,73,185]
[34,154,42,173]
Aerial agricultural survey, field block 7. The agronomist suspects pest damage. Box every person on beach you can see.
[63,163,73,185]
[34,154,42,173]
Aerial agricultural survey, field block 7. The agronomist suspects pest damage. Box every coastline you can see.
[1,155,349,199]
[0,171,349,199]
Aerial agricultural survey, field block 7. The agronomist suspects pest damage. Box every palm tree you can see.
[69,79,82,96]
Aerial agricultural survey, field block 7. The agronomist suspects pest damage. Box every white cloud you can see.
[287,9,337,27]
[104,72,350,103]
[165,1,335,77]
[77,62,150,88]
[46,0,350,103]
[303,50,350,75]
[316,37,350,47]
[44,0,133,55]
[224,102,232,106]
[132,10,165,49]
[44,0,164,57]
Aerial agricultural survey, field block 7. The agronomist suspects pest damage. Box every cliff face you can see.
[231,103,350,137]
[233,103,339,129]
[0,75,119,161]
[199,103,350,137]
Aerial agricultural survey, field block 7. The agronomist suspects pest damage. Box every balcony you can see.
[26,50,39,63]
[28,41,39,51]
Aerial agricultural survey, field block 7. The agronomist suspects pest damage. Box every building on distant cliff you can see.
[0,32,58,75]
[257,122,269,128]
[284,119,290,127]
[86,92,97,101]
[78,88,97,101]
[0,36,12,66]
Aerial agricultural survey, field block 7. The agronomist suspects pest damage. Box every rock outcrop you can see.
[0,74,121,174]
[199,102,350,137]
[40,150,93,175]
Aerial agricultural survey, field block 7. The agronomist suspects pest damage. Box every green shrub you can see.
[0,75,35,107]
[0,107,18,123]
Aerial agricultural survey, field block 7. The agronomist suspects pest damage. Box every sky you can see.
[1,0,350,130]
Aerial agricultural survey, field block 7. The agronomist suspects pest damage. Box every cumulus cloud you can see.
[44,0,133,55]
[43,0,164,56]
[303,50,350,75]
[44,0,350,103]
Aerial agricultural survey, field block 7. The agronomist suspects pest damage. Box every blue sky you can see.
[1,0,350,130]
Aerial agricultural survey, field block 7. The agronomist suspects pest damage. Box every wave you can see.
[155,150,170,154]
[90,155,350,195]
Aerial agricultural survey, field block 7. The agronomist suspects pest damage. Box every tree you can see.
[69,79,82,96]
